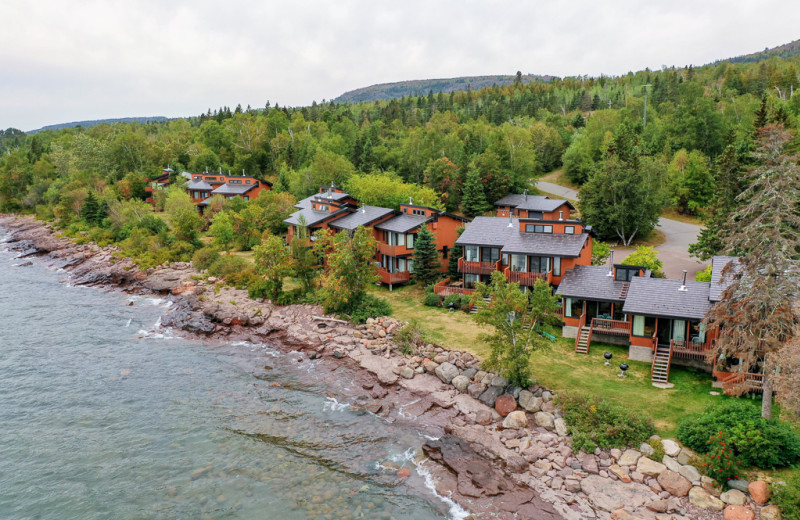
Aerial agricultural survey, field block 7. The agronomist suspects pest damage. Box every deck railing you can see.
[503,267,550,286]
[590,318,631,336]
[458,257,501,275]
[671,339,710,360]
[722,372,765,395]
[376,268,410,285]
[377,243,408,257]
[433,278,476,297]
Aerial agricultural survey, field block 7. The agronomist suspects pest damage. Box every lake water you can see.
[0,233,462,520]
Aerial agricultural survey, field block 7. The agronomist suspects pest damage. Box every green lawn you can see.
[369,282,734,437]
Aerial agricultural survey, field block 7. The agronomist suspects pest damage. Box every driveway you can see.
[535,181,705,280]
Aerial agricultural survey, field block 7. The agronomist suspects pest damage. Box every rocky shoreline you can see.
[0,214,778,520]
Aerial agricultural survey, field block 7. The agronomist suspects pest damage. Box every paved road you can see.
[536,181,704,280]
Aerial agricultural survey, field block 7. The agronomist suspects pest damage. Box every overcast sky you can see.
[1,0,798,131]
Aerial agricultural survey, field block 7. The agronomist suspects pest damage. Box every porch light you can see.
[604,352,613,366]
[618,363,629,378]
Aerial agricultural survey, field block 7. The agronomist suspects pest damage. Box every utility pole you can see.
[642,84,653,129]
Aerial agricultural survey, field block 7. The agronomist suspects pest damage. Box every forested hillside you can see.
[716,38,800,65]
[333,73,554,103]
[2,54,800,263]
[28,116,169,134]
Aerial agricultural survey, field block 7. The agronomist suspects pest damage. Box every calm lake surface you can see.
[0,234,461,520]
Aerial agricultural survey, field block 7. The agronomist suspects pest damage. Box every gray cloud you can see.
[1,0,798,130]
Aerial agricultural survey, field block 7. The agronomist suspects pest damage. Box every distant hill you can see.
[333,74,555,103]
[28,116,168,134]
[714,38,800,65]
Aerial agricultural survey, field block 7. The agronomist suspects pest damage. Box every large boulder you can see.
[502,410,529,429]
[678,464,701,483]
[689,486,725,511]
[451,375,470,392]
[726,479,750,493]
[656,470,692,497]
[661,439,681,457]
[518,390,542,412]
[720,489,747,506]
[760,505,783,520]
[580,475,655,513]
[435,362,459,384]
[495,394,517,416]
[554,417,568,437]
[534,411,555,430]
[722,505,755,520]
[618,449,642,466]
[748,480,771,504]
[636,457,667,477]
[478,385,503,407]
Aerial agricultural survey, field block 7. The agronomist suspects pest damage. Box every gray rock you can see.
[676,448,696,465]
[688,486,725,510]
[461,367,478,380]
[661,439,681,457]
[541,390,553,401]
[678,464,701,483]
[434,362,459,384]
[478,385,503,407]
[726,479,750,493]
[399,367,415,379]
[502,411,529,429]
[580,474,655,513]
[662,455,682,473]
[720,489,747,506]
[451,375,470,392]
[467,382,487,399]
[534,411,555,430]
[490,375,509,388]
[637,457,667,477]
[640,442,655,456]
[618,449,643,466]
[518,390,542,412]
[554,417,568,437]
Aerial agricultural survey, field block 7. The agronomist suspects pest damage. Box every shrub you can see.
[677,401,800,469]
[394,320,429,355]
[340,293,392,324]
[556,393,656,453]
[423,291,441,307]
[192,247,221,271]
[443,294,462,310]
[699,431,741,485]
[224,268,259,290]
[647,438,666,462]
[276,289,304,306]
[772,472,800,520]
[208,255,249,279]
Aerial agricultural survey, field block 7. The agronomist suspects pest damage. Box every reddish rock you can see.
[396,468,411,479]
[748,480,771,504]
[656,470,692,497]
[723,505,754,520]
[495,394,517,416]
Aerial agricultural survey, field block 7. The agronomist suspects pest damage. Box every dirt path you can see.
[535,181,705,280]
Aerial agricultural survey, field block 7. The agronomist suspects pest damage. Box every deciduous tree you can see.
[313,226,379,312]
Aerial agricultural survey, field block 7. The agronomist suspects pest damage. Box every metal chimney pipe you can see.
[559,211,563,221]
[607,250,614,277]
[679,270,688,291]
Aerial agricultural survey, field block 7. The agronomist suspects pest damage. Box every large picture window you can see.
[565,298,584,318]
[480,247,500,263]
[510,254,526,272]
[465,245,479,262]
[633,315,657,337]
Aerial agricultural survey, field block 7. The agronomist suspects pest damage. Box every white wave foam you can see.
[415,459,470,520]
[125,318,132,328]
[323,396,350,412]
[397,398,422,420]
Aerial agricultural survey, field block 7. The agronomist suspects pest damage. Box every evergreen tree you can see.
[461,168,491,218]
[276,168,290,193]
[448,226,465,279]
[81,192,99,225]
[412,225,440,286]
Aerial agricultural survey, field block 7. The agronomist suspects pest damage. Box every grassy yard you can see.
[369,282,733,437]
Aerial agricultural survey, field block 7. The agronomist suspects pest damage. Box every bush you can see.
[698,431,741,485]
[443,294,461,309]
[224,268,260,290]
[393,320,429,355]
[424,291,441,307]
[772,472,800,520]
[192,247,221,271]
[208,255,249,279]
[556,393,656,453]
[647,438,666,462]
[275,289,304,306]
[677,401,800,469]
[339,293,392,324]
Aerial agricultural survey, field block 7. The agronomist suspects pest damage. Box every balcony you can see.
[433,278,476,297]
[458,257,501,275]
[377,268,410,285]
[671,338,712,360]
[504,267,551,286]
[590,318,631,337]
[377,243,408,257]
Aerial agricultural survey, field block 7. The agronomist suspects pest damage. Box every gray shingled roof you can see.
[494,194,574,212]
[187,180,213,190]
[502,232,588,257]
[212,184,255,195]
[456,217,517,247]
[622,277,711,320]
[555,265,629,302]
[709,256,740,302]
[284,207,349,227]
[329,206,395,230]
[375,214,431,233]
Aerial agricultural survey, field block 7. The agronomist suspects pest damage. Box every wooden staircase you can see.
[470,296,491,314]
[651,342,673,384]
[575,326,591,354]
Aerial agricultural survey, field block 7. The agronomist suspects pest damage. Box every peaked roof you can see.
[494,194,575,212]
[622,277,712,320]
[457,217,589,257]
[212,183,256,195]
[709,256,740,302]
[456,216,517,247]
[187,180,213,190]
[329,206,395,230]
[375,213,431,233]
[555,265,630,302]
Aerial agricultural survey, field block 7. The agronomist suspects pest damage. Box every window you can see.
[245,180,251,184]
[510,254,526,272]
[406,233,414,249]
[480,247,499,263]
[565,298,584,318]
[525,224,553,233]
[464,274,479,289]
[615,268,639,282]
[243,196,249,201]
[407,259,414,273]
[673,319,686,342]
[412,208,425,216]
[633,315,656,337]
[465,245,479,262]
[529,256,549,273]
[398,258,406,272]
[553,257,561,276]
[564,226,575,234]
[501,253,509,266]
[529,211,543,220]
